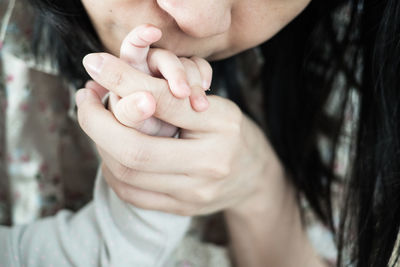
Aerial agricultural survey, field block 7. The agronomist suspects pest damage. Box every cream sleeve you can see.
[0,169,191,267]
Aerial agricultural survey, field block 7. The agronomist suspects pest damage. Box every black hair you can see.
[29,0,102,88]
[259,0,400,265]
[27,0,400,266]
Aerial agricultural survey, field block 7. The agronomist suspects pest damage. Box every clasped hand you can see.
[75,25,281,216]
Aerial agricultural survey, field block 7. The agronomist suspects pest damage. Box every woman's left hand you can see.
[77,53,284,216]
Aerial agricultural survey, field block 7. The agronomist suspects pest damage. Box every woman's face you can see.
[81,0,311,60]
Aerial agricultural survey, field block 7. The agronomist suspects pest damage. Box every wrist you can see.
[224,167,327,267]
[227,115,288,217]
[225,154,286,217]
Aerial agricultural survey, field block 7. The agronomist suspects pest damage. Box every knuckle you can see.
[228,101,243,124]
[116,189,148,209]
[106,68,125,91]
[179,57,190,64]
[155,87,179,116]
[113,163,131,183]
[118,142,150,169]
[218,164,231,177]
[209,96,243,130]
[180,57,197,69]
[191,56,211,69]
[116,99,142,127]
[163,50,177,61]
[152,79,170,103]
[190,56,213,78]
[115,186,132,203]
[157,49,177,64]
[156,81,170,98]
[159,79,170,93]
[226,119,242,137]
[189,56,203,63]
[172,206,195,216]
[204,163,231,179]
[193,187,216,204]
[118,104,134,125]
[183,209,196,216]
[175,67,188,80]
[130,200,150,210]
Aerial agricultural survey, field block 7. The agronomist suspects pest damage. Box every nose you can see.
[156,0,232,38]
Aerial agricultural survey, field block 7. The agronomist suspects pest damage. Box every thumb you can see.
[112,91,178,137]
[75,88,113,138]
[120,24,162,74]
[85,80,109,99]
[112,91,155,129]
[75,88,102,108]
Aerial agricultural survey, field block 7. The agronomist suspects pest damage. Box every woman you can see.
[1,0,399,266]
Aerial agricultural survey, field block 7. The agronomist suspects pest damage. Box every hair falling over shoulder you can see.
[260,0,400,266]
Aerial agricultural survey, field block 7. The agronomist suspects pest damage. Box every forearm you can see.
[224,169,327,267]
[0,169,190,266]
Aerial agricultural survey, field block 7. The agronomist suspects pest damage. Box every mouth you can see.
[150,42,194,58]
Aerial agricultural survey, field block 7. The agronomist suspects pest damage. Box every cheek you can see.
[229,0,311,52]
[81,0,111,21]
[157,0,233,38]
[81,0,173,55]
[80,1,133,55]
[81,0,114,35]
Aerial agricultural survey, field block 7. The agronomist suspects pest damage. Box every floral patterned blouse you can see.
[0,0,353,266]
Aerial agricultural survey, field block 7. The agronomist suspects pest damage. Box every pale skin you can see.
[93,24,212,136]
[76,0,328,266]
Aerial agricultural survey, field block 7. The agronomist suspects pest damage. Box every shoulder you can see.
[1,0,35,60]
[1,0,57,74]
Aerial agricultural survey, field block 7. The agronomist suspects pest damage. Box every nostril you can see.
[178,12,232,38]
[156,0,178,12]
[156,0,232,38]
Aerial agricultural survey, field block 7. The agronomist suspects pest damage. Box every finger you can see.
[119,24,162,74]
[189,85,209,112]
[110,91,155,128]
[83,53,165,98]
[81,53,192,128]
[99,146,199,197]
[82,53,223,130]
[135,116,178,136]
[120,26,191,98]
[190,56,213,90]
[180,58,209,112]
[75,88,202,173]
[112,92,178,136]
[147,49,191,98]
[102,164,194,215]
[85,80,109,99]
[107,91,120,113]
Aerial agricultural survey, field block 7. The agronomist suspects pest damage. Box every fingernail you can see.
[142,26,162,41]
[179,81,191,97]
[202,80,210,90]
[135,95,151,115]
[75,90,87,106]
[196,95,209,111]
[83,54,104,75]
